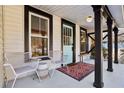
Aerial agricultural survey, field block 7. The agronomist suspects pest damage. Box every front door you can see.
[63,24,74,64]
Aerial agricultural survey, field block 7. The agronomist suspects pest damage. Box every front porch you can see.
[0,5,124,88]
[6,59,124,88]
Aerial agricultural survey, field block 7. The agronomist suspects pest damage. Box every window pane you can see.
[40,18,48,36]
[80,30,86,52]
[31,15,48,37]
[31,37,48,57]
[63,26,73,46]
[31,15,39,35]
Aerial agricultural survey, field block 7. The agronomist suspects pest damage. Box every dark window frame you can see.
[80,27,88,54]
[24,5,53,52]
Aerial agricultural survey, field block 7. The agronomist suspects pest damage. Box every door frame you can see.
[61,19,76,63]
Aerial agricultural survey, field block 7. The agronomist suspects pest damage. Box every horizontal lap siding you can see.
[4,6,24,68]
[53,15,61,61]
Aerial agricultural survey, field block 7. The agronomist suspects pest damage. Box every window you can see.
[29,12,49,57]
[63,25,73,45]
[80,28,87,53]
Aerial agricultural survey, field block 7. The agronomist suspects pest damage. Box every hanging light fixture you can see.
[86,16,93,23]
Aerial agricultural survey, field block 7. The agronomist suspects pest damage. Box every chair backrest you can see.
[25,59,39,70]
[50,50,62,61]
[62,54,68,62]
[4,63,16,76]
[4,52,33,68]
[50,50,68,63]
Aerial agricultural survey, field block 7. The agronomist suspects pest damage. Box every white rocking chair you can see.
[4,52,41,88]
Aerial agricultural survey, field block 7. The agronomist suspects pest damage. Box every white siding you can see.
[0,5,4,87]
[53,15,61,51]
[76,24,80,62]
[4,6,24,68]
[52,15,62,61]
[2,6,24,81]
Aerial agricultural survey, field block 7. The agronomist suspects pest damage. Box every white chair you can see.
[49,50,69,76]
[50,50,68,66]
[4,52,41,88]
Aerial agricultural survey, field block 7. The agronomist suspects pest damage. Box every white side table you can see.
[37,62,49,79]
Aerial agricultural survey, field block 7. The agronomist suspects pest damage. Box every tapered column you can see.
[107,17,113,72]
[92,5,104,88]
[113,26,119,64]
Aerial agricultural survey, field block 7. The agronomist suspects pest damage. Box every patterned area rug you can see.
[57,62,94,81]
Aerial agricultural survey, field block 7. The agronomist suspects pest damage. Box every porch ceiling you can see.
[32,5,124,31]
[108,5,124,28]
[32,5,98,30]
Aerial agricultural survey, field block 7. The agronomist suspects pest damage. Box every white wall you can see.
[2,6,25,81]
[53,15,61,51]
[52,15,62,61]
[4,6,24,68]
[75,24,80,62]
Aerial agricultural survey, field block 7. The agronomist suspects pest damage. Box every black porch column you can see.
[113,26,119,64]
[92,5,104,88]
[107,17,113,72]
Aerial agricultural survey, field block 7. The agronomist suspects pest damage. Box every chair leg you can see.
[12,77,17,88]
[50,68,55,78]
[48,71,51,78]
[35,70,41,82]
[50,63,57,78]
[66,65,69,73]
[5,79,8,87]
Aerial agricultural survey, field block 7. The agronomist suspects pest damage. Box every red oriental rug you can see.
[57,62,94,81]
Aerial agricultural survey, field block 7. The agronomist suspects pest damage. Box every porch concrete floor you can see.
[6,59,124,88]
